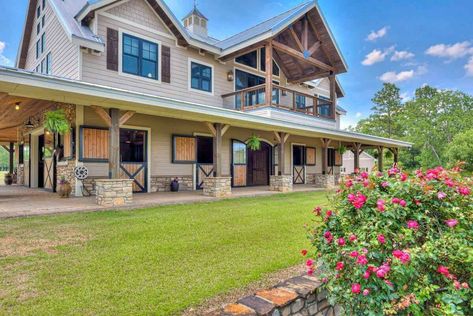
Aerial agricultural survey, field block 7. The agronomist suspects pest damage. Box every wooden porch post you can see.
[279,132,286,175]
[109,108,120,179]
[213,123,223,177]
[352,142,362,172]
[321,138,331,175]
[391,148,399,164]
[9,142,14,174]
[265,42,273,106]
[377,146,384,172]
[329,74,337,120]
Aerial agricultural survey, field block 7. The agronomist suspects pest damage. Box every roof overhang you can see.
[0,67,411,148]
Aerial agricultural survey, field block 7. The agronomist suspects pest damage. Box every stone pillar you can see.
[17,164,24,185]
[203,177,231,198]
[56,161,77,196]
[95,179,134,207]
[315,174,336,189]
[270,175,293,192]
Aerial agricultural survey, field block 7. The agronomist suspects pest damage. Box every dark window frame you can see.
[122,33,159,80]
[190,61,213,93]
[235,50,258,69]
[296,94,307,109]
[232,139,247,165]
[260,47,280,76]
[78,126,110,163]
[172,134,197,164]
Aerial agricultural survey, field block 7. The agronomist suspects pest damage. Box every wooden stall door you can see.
[247,142,271,186]
[196,164,214,189]
[293,145,305,184]
[119,129,148,193]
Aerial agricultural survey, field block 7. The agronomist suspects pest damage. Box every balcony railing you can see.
[222,84,335,120]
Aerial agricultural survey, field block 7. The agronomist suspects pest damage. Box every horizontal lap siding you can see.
[25,4,79,79]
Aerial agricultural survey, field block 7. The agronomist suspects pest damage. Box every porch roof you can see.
[0,67,411,148]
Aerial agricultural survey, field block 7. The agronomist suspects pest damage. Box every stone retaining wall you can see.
[209,274,339,316]
[56,161,76,196]
[150,176,193,192]
[314,174,336,189]
[95,179,134,207]
[203,177,232,197]
[270,175,293,192]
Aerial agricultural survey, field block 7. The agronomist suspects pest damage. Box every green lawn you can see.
[0,191,327,315]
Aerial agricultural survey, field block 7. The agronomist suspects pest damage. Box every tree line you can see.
[351,83,473,171]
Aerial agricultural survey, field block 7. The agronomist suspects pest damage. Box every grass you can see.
[0,171,5,184]
[0,191,327,315]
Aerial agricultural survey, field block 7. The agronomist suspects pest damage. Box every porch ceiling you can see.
[0,67,411,148]
[0,92,53,142]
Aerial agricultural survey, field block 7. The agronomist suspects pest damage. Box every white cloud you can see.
[400,92,411,102]
[0,41,12,66]
[366,26,388,41]
[355,112,362,118]
[425,41,473,59]
[362,46,394,66]
[379,70,415,83]
[391,50,415,61]
[466,56,473,76]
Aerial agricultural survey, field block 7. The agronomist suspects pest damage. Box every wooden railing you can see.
[222,84,335,120]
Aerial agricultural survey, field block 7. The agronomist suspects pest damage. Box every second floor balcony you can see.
[222,83,337,120]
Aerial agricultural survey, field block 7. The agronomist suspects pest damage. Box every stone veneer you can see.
[16,164,24,185]
[270,175,293,192]
[314,174,336,189]
[95,179,134,207]
[208,274,339,316]
[203,177,232,198]
[56,160,76,196]
[150,175,193,192]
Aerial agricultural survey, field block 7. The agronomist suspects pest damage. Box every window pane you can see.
[201,79,210,92]
[236,50,257,68]
[123,55,139,74]
[191,62,212,92]
[191,78,199,89]
[141,60,156,79]
[120,130,146,162]
[197,137,213,164]
[233,142,247,164]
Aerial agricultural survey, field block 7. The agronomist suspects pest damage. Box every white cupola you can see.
[182,3,208,38]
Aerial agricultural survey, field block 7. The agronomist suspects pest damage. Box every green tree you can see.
[446,129,473,171]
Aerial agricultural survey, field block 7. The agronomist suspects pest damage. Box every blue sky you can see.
[1,0,473,128]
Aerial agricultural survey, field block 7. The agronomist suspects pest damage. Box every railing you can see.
[222,84,335,120]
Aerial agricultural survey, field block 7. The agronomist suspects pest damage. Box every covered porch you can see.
[0,67,411,206]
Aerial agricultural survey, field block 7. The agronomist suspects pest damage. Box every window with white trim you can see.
[190,61,212,93]
[122,33,158,80]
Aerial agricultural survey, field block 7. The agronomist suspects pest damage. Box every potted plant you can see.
[57,176,72,198]
[44,109,70,135]
[4,173,13,185]
[170,178,180,192]
[247,134,261,151]
[337,144,347,155]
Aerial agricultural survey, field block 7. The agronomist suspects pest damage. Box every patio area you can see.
[0,184,324,218]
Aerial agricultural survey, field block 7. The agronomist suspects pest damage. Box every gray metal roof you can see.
[183,6,208,20]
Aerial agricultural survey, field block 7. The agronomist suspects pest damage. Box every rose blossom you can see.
[363,270,371,279]
[444,178,455,187]
[407,220,419,230]
[437,191,447,200]
[454,280,461,290]
[306,259,314,267]
[384,280,393,287]
[437,265,450,276]
[381,181,389,188]
[324,231,333,243]
[392,197,401,204]
[301,249,308,256]
[349,251,359,258]
[462,283,469,289]
[400,173,408,181]
[322,277,328,283]
[445,219,458,228]
[336,261,344,271]
[313,206,322,215]
[348,192,367,209]
[399,199,407,207]
[377,234,386,244]
[338,237,346,246]
[351,283,361,294]
[349,234,357,242]
[458,186,471,196]
[356,255,368,266]
[377,199,386,212]
[392,250,410,264]
[345,179,353,188]
[307,268,314,276]
[363,289,370,296]
[360,172,369,179]
[362,180,370,187]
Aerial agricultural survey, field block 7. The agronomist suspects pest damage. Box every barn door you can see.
[195,136,214,190]
[40,132,56,191]
[232,140,247,187]
[119,129,148,193]
[293,145,305,184]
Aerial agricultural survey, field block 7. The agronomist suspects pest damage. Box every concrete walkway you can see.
[0,185,323,218]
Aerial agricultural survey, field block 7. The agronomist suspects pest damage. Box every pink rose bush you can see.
[306,165,472,315]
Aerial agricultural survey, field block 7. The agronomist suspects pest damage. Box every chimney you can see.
[182,4,208,38]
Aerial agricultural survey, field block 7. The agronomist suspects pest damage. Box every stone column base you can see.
[314,174,336,189]
[56,161,76,196]
[270,175,293,192]
[203,177,231,198]
[95,179,134,207]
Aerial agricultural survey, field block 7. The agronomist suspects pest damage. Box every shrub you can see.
[446,129,473,171]
[305,165,472,315]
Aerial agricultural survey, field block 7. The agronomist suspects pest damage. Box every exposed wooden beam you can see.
[288,27,304,52]
[273,131,281,143]
[272,40,334,72]
[307,41,321,56]
[119,111,136,126]
[221,124,230,136]
[329,75,337,120]
[302,17,309,51]
[91,105,111,127]
[283,133,290,144]
[218,42,266,62]
[306,15,335,66]
[265,42,273,106]
[205,122,217,137]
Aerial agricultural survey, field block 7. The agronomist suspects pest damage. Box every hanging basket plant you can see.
[247,134,261,151]
[44,109,70,135]
[337,144,347,155]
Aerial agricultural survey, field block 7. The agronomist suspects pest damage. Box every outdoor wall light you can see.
[25,118,34,128]
[15,102,20,110]
[227,70,234,82]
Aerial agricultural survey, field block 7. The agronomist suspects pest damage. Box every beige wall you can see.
[82,106,331,187]
[24,1,80,79]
